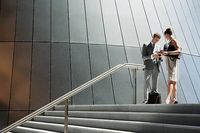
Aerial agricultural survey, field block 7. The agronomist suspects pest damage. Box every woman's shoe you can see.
[165,97,170,104]
[173,101,178,104]
[166,96,173,104]
[165,100,170,104]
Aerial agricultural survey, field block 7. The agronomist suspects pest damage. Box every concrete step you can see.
[37,111,200,126]
[67,117,200,133]
[12,126,59,133]
[22,121,64,132]
[24,118,200,133]
[55,104,200,114]
[68,125,134,133]
[6,104,200,133]
[69,125,135,133]
[34,116,63,124]
[20,121,134,133]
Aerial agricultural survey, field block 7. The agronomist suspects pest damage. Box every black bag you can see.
[147,91,161,104]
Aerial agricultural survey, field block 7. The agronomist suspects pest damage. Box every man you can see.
[142,33,162,103]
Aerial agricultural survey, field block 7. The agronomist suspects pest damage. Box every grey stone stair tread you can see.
[69,117,200,133]
[12,126,59,133]
[37,111,200,126]
[55,104,200,114]
[3,104,200,133]
[21,121,134,133]
[22,121,64,132]
[68,125,134,133]
[24,118,200,133]
[34,116,64,124]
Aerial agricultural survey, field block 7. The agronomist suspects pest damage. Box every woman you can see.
[162,28,181,104]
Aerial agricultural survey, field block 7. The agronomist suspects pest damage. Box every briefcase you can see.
[147,91,161,104]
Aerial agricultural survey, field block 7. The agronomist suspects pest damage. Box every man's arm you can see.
[142,44,152,60]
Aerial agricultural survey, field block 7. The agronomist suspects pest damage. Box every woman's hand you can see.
[162,51,168,56]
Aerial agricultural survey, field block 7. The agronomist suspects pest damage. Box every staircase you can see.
[8,104,200,133]
[1,64,200,133]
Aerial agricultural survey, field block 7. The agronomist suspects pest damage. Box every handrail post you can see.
[131,68,138,104]
[64,99,69,133]
[134,69,137,104]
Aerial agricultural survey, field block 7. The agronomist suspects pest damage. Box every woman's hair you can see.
[164,28,173,35]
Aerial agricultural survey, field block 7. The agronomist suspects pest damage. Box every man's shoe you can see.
[143,100,148,104]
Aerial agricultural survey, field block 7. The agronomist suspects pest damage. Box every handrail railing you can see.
[1,63,144,133]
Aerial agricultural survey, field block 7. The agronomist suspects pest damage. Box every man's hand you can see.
[152,53,160,59]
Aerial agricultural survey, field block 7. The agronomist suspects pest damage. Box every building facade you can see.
[0,0,200,129]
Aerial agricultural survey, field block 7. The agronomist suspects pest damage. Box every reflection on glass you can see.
[162,0,190,54]
[116,0,139,47]
[172,0,198,55]
[101,0,122,45]
[179,55,199,103]
[85,0,105,44]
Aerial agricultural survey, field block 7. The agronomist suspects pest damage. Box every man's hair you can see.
[152,33,161,39]
[164,28,173,35]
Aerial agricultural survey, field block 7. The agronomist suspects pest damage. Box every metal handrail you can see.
[1,63,144,133]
